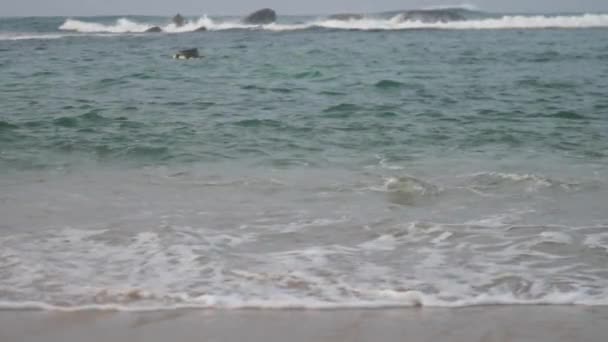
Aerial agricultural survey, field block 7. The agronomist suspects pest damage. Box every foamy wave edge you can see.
[2,293,606,312]
[0,33,74,41]
[58,14,608,34]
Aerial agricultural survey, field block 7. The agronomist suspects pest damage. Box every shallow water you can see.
[1,11,608,310]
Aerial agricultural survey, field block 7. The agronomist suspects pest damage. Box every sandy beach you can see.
[2,306,608,342]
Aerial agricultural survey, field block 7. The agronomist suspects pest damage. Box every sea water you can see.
[1,8,608,310]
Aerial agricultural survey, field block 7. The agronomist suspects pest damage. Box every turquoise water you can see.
[1,12,608,310]
[2,15,608,170]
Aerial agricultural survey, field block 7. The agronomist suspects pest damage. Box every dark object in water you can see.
[194,26,207,32]
[328,13,364,21]
[145,26,162,33]
[173,48,201,59]
[172,14,186,27]
[243,8,277,24]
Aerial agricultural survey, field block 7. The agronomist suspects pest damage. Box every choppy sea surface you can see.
[1,8,608,311]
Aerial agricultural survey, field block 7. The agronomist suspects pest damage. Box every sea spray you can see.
[59,14,608,33]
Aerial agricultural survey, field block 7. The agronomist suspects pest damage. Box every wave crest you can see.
[466,172,588,193]
[0,290,603,312]
[423,3,479,11]
[59,18,152,33]
[58,14,608,34]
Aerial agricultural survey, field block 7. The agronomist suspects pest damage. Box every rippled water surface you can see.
[1,13,608,310]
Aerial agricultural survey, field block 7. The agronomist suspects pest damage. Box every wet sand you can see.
[1,306,607,342]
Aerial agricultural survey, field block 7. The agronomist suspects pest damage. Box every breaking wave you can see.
[371,176,443,206]
[0,291,604,312]
[58,13,608,34]
[2,219,608,312]
[423,3,479,11]
[59,16,308,33]
[59,18,152,33]
[0,33,80,41]
[465,172,594,193]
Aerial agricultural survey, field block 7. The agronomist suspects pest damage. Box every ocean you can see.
[1,8,608,311]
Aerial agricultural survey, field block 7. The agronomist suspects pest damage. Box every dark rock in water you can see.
[194,26,207,32]
[328,13,364,21]
[399,9,465,23]
[173,48,201,59]
[172,14,186,27]
[243,8,277,24]
[145,26,162,33]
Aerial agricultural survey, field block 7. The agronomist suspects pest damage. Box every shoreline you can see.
[2,305,608,342]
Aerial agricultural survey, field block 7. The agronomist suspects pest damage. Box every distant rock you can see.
[145,26,162,33]
[328,13,364,21]
[194,26,207,32]
[173,48,201,59]
[243,8,277,24]
[172,14,186,27]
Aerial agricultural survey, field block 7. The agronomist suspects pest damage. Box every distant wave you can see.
[58,14,608,34]
[315,14,608,30]
[0,32,122,41]
[59,18,152,33]
[59,16,308,33]
[423,3,479,11]
[0,33,73,41]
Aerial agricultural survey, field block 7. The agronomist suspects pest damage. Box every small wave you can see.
[0,290,605,312]
[232,119,283,128]
[546,111,587,120]
[518,78,577,89]
[319,90,347,96]
[375,80,406,89]
[466,172,586,193]
[371,176,442,205]
[0,33,73,41]
[0,120,18,130]
[379,176,441,194]
[58,14,608,33]
[53,116,78,128]
[294,70,323,79]
[322,103,363,118]
[376,111,398,118]
[52,110,111,128]
[323,103,361,112]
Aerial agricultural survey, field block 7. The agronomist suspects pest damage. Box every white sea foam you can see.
[1,167,607,312]
[465,172,581,193]
[58,16,309,33]
[59,18,152,33]
[371,175,442,195]
[2,220,607,312]
[538,231,573,244]
[0,290,606,312]
[314,14,608,30]
[0,33,74,41]
[58,14,608,34]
